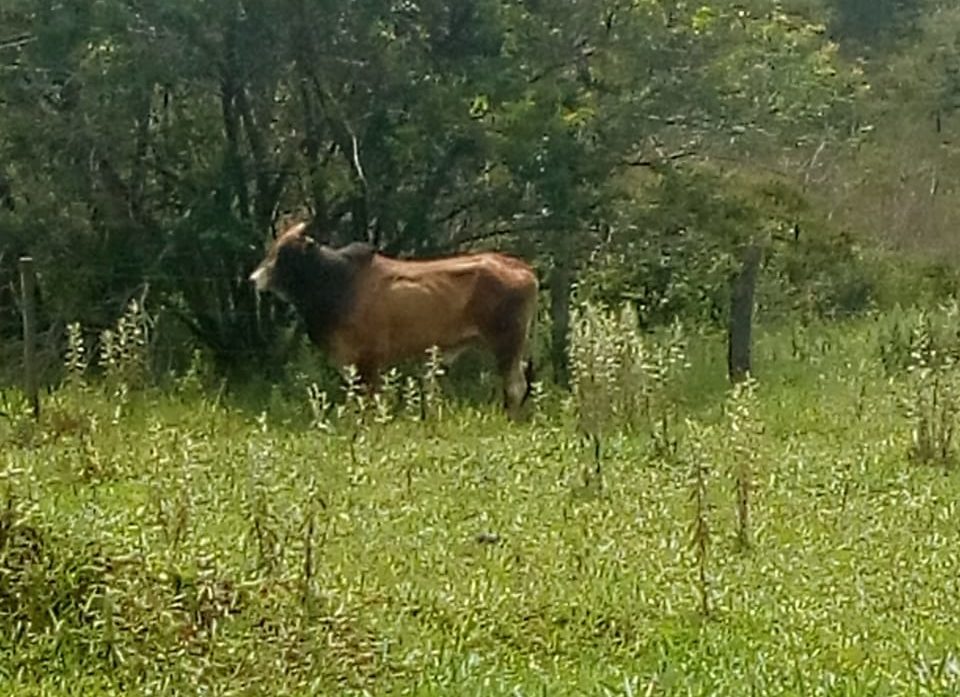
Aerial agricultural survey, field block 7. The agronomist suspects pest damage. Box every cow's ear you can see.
[303,217,328,244]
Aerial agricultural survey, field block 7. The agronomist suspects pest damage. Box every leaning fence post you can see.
[18,256,39,420]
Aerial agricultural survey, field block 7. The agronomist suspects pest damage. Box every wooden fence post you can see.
[19,256,39,420]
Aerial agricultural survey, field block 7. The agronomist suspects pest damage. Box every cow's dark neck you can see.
[296,290,347,348]
[284,247,361,347]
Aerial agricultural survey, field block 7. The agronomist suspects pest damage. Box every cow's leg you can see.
[339,360,380,403]
[486,296,536,419]
[502,354,528,417]
[357,362,381,396]
[493,330,529,418]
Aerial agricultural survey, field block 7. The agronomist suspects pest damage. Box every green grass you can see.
[3,315,960,695]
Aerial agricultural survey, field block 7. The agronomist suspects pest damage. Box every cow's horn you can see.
[304,218,325,243]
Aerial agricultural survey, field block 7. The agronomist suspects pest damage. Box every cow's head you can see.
[249,222,375,330]
[249,222,318,300]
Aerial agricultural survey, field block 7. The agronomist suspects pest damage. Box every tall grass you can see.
[2,301,960,694]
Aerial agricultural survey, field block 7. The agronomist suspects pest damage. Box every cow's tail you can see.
[521,357,536,405]
[520,294,538,406]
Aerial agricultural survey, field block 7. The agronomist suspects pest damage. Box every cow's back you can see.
[328,251,536,367]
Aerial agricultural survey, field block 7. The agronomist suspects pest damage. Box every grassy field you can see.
[3,309,960,695]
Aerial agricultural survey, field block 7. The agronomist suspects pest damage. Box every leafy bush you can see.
[569,301,688,439]
[877,302,960,375]
[888,307,960,467]
[583,167,881,334]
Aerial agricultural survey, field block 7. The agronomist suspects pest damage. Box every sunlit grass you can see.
[2,313,960,695]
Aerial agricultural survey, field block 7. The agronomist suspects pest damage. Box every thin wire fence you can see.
[0,262,319,386]
[2,259,550,403]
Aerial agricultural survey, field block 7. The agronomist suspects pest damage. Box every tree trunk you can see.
[549,256,573,388]
[727,243,762,383]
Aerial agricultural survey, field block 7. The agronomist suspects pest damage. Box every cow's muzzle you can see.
[249,265,270,292]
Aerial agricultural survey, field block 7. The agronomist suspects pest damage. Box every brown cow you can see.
[249,222,538,415]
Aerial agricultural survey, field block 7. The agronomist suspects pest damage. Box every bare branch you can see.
[528,44,596,84]
[434,194,485,226]
[622,150,696,168]
[449,217,547,250]
[351,134,367,188]
[0,34,35,51]
[706,154,792,179]
[451,228,515,248]
[803,139,828,189]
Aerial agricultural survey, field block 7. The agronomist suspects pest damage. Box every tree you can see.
[0,0,872,386]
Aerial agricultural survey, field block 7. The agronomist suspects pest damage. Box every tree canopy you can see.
[0,0,952,383]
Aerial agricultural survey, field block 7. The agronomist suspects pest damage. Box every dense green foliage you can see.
[6,2,960,694]
[6,0,950,384]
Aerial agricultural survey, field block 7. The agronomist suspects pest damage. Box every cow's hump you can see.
[338,242,376,268]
